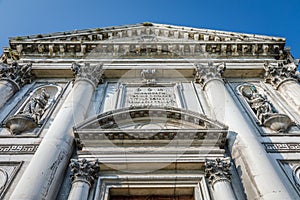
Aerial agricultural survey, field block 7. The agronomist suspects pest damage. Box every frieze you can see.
[4,42,284,59]
[264,143,300,153]
[0,144,39,154]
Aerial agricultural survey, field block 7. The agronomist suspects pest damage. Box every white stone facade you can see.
[0,23,300,200]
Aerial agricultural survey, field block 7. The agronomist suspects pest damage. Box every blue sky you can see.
[0,0,299,58]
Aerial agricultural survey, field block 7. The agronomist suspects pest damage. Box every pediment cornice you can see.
[4,23,286,60]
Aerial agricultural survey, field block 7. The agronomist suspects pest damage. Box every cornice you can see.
[4,23,285,60]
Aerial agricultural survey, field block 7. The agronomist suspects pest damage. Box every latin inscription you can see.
[126,87,176,107]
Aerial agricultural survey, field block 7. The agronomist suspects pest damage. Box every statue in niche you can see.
[21,88,50,123]
[241,84,293,132]
[5,88,50,134]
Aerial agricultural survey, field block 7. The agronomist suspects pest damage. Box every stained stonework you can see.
[0,23,299,200]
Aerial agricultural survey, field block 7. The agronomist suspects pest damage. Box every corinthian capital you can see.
[194,62,226,88]
[264,61,299,89]
[205,157,232,187]
[71,62,104,88]
[0,62,33,90]
[69,159,100,185]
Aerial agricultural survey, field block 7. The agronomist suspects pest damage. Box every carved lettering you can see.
[126,87,176,107]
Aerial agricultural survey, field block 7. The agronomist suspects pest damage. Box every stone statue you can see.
[241,84,292,132]
[22,88,50,123]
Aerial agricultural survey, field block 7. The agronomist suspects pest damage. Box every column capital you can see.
[0,62,33,90]
[71,62,104,89]
[69,159,100,185]
[194,62,226,89]
[263,61,299,89]
[205,157,232,187]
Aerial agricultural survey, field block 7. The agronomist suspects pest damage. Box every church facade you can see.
[0,23,299,200]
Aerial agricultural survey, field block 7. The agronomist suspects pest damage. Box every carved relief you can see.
[69,159,99,185]
[71,62,104,88]
[0,162,22,199]
[264,61,299,89]
[239,84,293,132]
[194,62,226,88]
[279,161,300,194]
[0,62,33,90]
[293,166,300,190]
[205,157,232,187]
[141,69,157,84]
[5,84,62,134]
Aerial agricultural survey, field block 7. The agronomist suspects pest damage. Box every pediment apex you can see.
[9,22,285,45]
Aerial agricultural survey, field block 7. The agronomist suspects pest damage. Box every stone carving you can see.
[293,166,300,190]
[0,168,8,194]
[264,61,299,89]
[141,69,157,84]
[240,84,292,132]
[194,62,226,88]
[69,159,100,185]
[71,62,104,88]
[5,88,51,134]
[0,62,33,89]
[22,88,50,123]
[205,157,231,187]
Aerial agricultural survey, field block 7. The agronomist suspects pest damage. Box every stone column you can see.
[205,157,236,200]
[68,159,99,200]
[9,63,104,200]
[0,62,33,109]
[264,61,300,111]
[195,62,297,199]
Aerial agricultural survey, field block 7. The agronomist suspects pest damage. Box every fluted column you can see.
[195,62,297,199]
[0,62,33,109]
[205,157,236,200]
[68,159,99,200]
[10,63,104,200]
[264,61,300,111]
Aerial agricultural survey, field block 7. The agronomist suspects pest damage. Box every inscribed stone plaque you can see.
[125,86,177,107]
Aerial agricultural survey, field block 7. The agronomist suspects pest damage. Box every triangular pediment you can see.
[4,22,286,60]
[73,107,228,149]
[9,22,285,43]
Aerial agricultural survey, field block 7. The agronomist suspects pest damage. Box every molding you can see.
[0,144,39,154]
[264,143,300,153]
[4,23,285,59]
